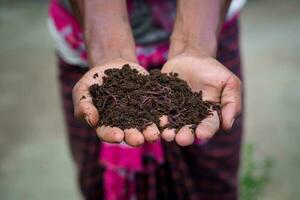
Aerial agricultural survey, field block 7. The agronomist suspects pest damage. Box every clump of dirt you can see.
[89,64,219,131]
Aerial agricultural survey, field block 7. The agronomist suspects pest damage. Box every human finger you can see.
[175,125,195,146]
[159,115,169,127]
[161,128,176,142]
[195,110,220,140]
[73,81,99,127]
[96,126,124,143]
[124,128,145,147]
[142,123,161,143]
[221,75,242,130]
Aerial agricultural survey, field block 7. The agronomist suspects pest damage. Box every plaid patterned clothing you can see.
[58,18,243,200]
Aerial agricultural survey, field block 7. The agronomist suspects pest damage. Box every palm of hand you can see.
[72,59,159,147]
[161,54,242,144]
[72,55,241,147]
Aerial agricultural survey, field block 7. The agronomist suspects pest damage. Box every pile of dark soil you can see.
[89,64,219,131]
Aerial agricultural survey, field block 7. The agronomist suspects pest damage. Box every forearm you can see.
[169,0,231,58]
[70,0,137,66]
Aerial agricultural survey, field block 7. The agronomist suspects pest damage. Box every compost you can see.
[89,64,219,131]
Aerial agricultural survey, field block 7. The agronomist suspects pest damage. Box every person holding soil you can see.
[48,0,245,199]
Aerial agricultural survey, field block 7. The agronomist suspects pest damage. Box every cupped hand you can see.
[72,59,161,147]
[161,53,242,146]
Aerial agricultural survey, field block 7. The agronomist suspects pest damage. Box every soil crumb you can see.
[89,64,219,131]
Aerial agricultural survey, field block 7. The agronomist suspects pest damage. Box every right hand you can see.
[72,59,162,147]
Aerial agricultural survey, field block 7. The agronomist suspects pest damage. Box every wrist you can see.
[168,34,217,59]
[88,47,138,67]
[85,20,138,67]
[82,0,137,67]
[169,0,222,59]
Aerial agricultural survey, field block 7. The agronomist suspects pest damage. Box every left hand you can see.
[161,53,242,146]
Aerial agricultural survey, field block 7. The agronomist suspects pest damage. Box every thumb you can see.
[221,75,242,130]
[72,82,99,127]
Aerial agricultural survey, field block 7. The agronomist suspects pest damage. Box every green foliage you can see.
[240,143,274,200]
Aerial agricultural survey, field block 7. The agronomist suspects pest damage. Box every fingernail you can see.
[230,119,235,129]
[85,115,92,127]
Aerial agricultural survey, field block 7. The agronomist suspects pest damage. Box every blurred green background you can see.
[0,0,299,199]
